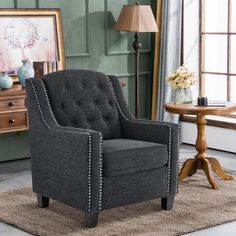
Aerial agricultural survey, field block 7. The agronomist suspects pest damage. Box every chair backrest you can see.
[42,70,121,139]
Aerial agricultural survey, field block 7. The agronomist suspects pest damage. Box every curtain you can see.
[151,0,163,120]
[152,0,182,122]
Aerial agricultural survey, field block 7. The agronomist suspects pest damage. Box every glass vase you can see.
[17,60,35,88]
[173,87,192,104]
[0,72,13,89]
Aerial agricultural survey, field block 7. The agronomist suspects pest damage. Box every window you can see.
[200,0,236,118]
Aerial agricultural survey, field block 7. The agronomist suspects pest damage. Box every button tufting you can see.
[93,85,99,90]
[82,81,87,88]
[41,71,122,141]
[98,83,104,89]
[102,114,108,120]
[65,84,69,90]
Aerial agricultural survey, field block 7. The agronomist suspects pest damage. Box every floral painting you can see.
[0,16,58,74]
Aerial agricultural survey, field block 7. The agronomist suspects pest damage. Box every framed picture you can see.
[0,9,65,81]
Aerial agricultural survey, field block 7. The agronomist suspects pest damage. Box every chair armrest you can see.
[122,119,180,196]
[122,119,179,145]
[108,74,180,196]
[30,126,103,213]
[26,78,103,213]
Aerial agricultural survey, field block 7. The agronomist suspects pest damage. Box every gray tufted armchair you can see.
[25,70,180,228]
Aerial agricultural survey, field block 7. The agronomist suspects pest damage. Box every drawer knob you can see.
[9,102,15,107]
[9,119,15,124]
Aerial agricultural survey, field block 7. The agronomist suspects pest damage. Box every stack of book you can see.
[207,101,226,107]
[194,100,226,107]
[33,61,60,79]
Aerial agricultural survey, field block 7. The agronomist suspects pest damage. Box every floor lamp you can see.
[114,3,158,118]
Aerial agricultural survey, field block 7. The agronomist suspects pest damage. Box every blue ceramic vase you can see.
[0,72,13,89]
[17,60,35,88]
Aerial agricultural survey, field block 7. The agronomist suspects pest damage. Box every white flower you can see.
[165,64,197,89]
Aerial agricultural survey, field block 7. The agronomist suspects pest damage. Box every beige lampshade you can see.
[114,4,158,32]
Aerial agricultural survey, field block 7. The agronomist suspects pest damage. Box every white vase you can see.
[173,87,192,104]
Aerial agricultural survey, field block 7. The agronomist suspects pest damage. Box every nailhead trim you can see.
[88,135,92,211]
[99,132,103,210]
[108,77,129,121]
[29,80,51,129]
[107,76,173,196]
[176,124,181,195]
[167,125,172,196]
[40,80,58,125]
[29,79,103,213]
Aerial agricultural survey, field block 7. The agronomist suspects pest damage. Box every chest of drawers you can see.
[0,84,28,133]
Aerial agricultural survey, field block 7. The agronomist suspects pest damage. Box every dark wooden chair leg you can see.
[37,194,49,208]
[84,212,99,228]
[161,196,174,210]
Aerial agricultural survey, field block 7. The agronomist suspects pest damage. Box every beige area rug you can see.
[1,170,236,236]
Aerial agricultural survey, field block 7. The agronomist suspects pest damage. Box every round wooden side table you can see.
[165,102,236,189]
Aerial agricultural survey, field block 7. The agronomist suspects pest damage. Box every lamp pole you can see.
[133,32,141,118]
[114,2,158,118]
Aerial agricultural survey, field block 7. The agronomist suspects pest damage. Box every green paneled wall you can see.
[0,0,155,161]
[0,132,29,162]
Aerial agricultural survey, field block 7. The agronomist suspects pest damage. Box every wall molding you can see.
[36,0,40,8]
[16,0,39,8]
[116,71,151,87]
[117,71,151,113]
[14,0,19,8]
[104,0,151,56]
[38,0,91,58]
[65,0,90,57]
[116,71,151,78]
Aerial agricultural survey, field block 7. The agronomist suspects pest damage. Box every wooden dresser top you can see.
[0,84,26,98]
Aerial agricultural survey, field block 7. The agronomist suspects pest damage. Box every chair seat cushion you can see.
[103,139,168,177]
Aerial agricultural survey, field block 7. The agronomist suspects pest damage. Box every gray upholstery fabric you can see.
[26,78,102,213]
[120,120,179,196]
[25,69,180,217]
[103,139,168,177]
[102,166,167,210]
[109,75,180,196]
[42,70,121,139]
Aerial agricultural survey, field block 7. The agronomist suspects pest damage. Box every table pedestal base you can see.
[164,103,236,189]
[179,157,233,189]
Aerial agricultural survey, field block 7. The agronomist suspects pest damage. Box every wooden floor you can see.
[0,144,236,236]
